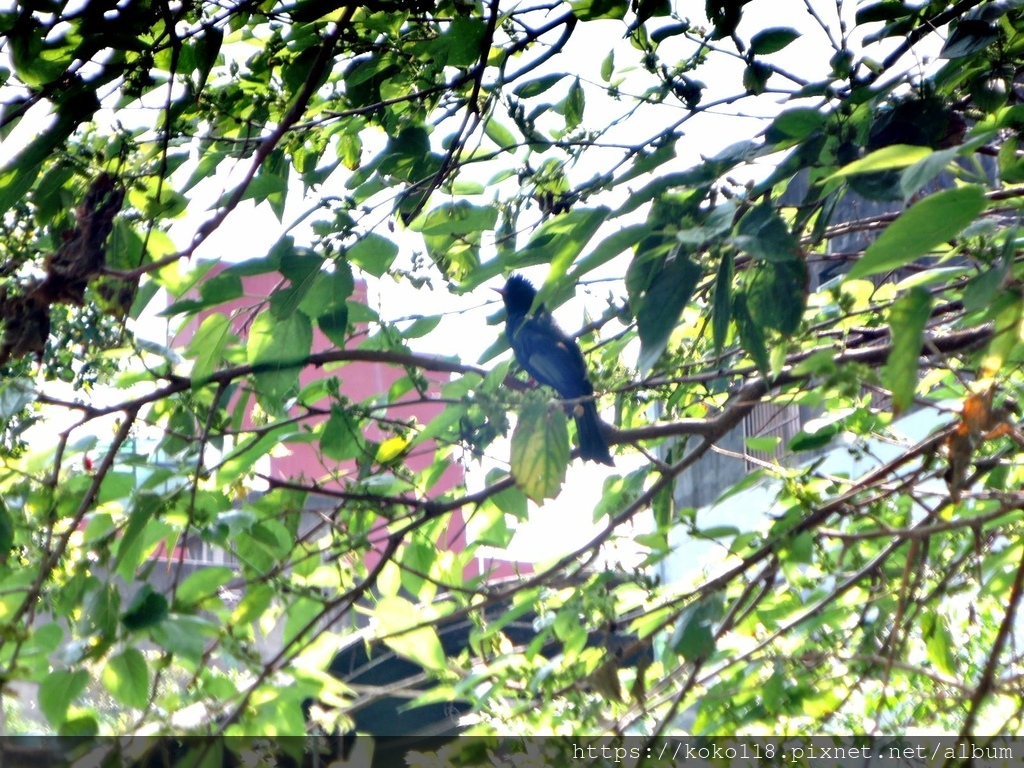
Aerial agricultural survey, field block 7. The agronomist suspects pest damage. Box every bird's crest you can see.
[501,273,542,315]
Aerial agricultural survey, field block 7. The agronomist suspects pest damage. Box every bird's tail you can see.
[575,400,614,466]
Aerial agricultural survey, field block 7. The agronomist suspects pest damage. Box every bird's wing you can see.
[510,314,591,398]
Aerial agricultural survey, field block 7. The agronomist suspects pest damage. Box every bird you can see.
[496,274,613,466]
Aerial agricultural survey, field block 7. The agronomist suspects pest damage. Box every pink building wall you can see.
[176,266,521,580]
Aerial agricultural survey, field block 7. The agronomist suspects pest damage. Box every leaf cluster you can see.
[2,0,1024,746]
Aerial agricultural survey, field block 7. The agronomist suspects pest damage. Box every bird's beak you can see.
[492,287,506,297]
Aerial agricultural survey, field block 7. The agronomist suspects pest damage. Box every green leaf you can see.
[0,498,13,559]
[637,254,702,374]
[670,594,724,662]
[510,401,570,502]
[941,18,999,59]
[489,469,529,520]
[899,145,959,199]
[513,73,568,98]
[712,252,733,353]
[193,25,223,90]
[676,201,736,246]
[733,292,770,375]
[218,430,289,485]
[847,185,987,280]
[648,20,689,44]
[188,313,232,383]
[766,107,825,141]
[232,584,274,626]
[519,207,611,284]
[921,610,958,676]
[829,144,934,179]
[856,2,913,24]
[483,118,517,148]
[443,16,486,68]
[789,420,843,452]
[150,615,213,661]
[564,77,585,130]
[300,260,355,318]
[200,271,244,306]
[0,377,37,419]
[59,713,99,737]
[246,311,313,410]
[883,287,933,414]
[747,259,808,335]
[469,501,515,548]
[742,61,772,94]
[321,406,363,461]
[39,669,89,726]
[401,314,442,339]
[80,580,122,641]
[283,596,323,649]
[175,566,235,609]
[121,585,169,631]
[102,648,151,709]
[570,0,629,20]
[981,293,1023,378]
[0,164,41,218]
[223,171,287,209]
[744,436,780,454]
[347,233,398,277]
[376,596,448,673]
[749,27,800,55]
[732,203,799,261]
[697,524,741,539]
[569,224,648,280]
[410,201,497,235]
[10,30,69,87]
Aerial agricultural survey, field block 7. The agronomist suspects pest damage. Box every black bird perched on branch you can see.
[497,274,614,466]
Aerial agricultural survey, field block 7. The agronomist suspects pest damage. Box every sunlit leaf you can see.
[246,311,313,410]
[376,596,448,673]
[670,594,724,662]
[570,0,629,20]
[921,610,958,676]
[188,313,232,383]
[346,233,398,277]
[102,648,150,709]
[829,144,934,179]
[847,186,987,280]
[510,401,570,502]
[39,669,89,727]
[175,566,235,609]
[520,207,611,287]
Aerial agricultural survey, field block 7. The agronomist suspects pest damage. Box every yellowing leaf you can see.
[510,401,570,503]
[828,144,933,180]
[376,596,448,673]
